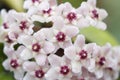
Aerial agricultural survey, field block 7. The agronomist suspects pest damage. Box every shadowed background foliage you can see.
[0,0,120,80]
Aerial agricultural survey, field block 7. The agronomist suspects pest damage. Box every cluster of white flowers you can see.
[0,0,120,80]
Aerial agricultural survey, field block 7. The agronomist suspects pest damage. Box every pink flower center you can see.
[19,21,27,30]
[92,9,99,19]
[3,23,8,29]
[10,59,19,69]
[32,0,39,3]
[35,70,44,78]
[67,12,77,22]
[79,50,87,59]
[60,66,70,75]
[32,43,41,52]
[56,32,66,42]
[43,8,52,14]
[98,57,106,66]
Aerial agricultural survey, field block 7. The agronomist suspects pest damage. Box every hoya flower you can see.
[8,10,34,35]
[30,0,57,23]
[55,2,80,25]
[45,54,72,80]
[77,0,108,30]
[2,46,25,80]
[0,9,16,30]
[49,17,79,49]
[23,61,49,80]
[64,35,96,74]
[0,28,18,48]
[24,0,57,10]
[18,34,55,66]
[92,43,118,79]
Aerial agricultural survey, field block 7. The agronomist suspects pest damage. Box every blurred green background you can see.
[0,0,120,80]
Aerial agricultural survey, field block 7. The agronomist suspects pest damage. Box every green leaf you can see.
[80,27,119,46]
[58,0,83,8]
[0,72,14,80]
[3,0,24,12]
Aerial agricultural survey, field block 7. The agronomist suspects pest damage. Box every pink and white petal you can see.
[20,48,33,60]
[35,54,47,66]
[87,0,96,7]
[77,2,90,15]
[2,59,10,70]
[95,69,103,79]
[71,61,82,74]
[64,46,76,60]
[23,61,37,72]
[38,1,50,10]
[23,0,33,9]
[102,43,112,54]
[27,7,38,16]
[14,69,24,80]
[49,0,57,6]
[33,30,46,41]
[16,46,26,57]
[87,59,95,72]
[74,35,85,48]
[63,2,73,12]
[52,16,64,29]
[96,21,107,30]
[53,43,60,53]
[31,15,45,23]
[27,25,34,35]
[43,41,55,53]
[98,9,108,20]
[84,43,96,54]
[40,28,54,41]
[64,26,79,38]
[1,9,7,19]
[45,68,58,80]
[23,73,34,80]
[55,4,65,15]
[3,46,14,57]
[17,35,33,46]
[77,18,90,28]
[63,40,72,48]
[48,54,62,67]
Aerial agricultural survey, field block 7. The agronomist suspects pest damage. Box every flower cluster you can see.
[0,0,120,80]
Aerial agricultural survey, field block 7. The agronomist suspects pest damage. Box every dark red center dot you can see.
[35,70,44,78]
[67,12,77,22]
[3,23,8,29]
[56,32,66,42]
[98,57,106,66]
[43,8,52,14]
[79,50,87,59]
[10,59,19,69]
[60,66,70,75]
[32,43,41,52]
[32,0,39,3]
[19,21,27,30]
[92,9,99,19]
[5,35,13,43]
